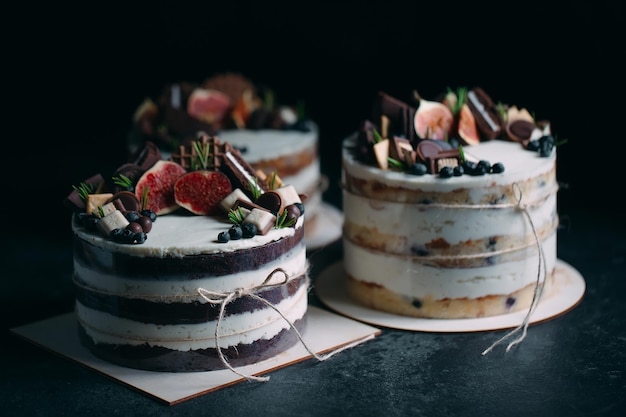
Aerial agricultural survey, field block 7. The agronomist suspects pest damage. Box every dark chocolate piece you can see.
[466,87,503,140]
[372,92,417,142]
[129,140,161,170]
[255,191,283,215]
[232,198,271,213]
[507,119,535,143]
[427,149,462,174]
[112,163,145,193]
[63,173,105,212]
[221,143,268,198]
[389,136,414,162]
[109,191,140,213]
[416,140,448,163]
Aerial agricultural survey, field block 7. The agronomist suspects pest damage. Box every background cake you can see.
[341,88,560,319]
[65,135,309,372]
[129,72,325,237]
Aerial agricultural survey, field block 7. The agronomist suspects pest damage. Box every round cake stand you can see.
[305,202,343,251]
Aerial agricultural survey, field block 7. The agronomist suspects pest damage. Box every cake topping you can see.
[352,87,564,179]
[66,132,305,245]
[129,72,313,153]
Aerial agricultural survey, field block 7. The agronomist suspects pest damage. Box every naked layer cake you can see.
[130,73,324,234]
[65,135,309,372]
[342,88,560,319]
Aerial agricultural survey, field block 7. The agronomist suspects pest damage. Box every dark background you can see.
[3,3,626,416]
[7,1,625,236]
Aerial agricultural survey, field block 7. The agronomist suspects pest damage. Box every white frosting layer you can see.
[342,135,558,302]
[218,123,318,162]
[344,233,556,300]
[76,280,308,350]
[73,213,303,257]
[74,242,307,301]
[342,134,556,200]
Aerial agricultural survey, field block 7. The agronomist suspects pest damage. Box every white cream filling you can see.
[343,191,557,251]
[76,281,309,350]
[343,233,556,300]
[74,243,307,301]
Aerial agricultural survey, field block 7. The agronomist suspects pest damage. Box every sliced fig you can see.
[457,103,480,146]
[134,160,187,215]
[174,170,233,216]
[413,91,454,140]
[187,88,232,124]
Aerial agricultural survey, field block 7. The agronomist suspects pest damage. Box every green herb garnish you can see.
[72,182,95,202]
[112,174,133,190]
[248,178,262,200]
[192,139,210,170]
[372,128,383,143]
[228,207,246,225]
[275,209,296,229]
[387,157,405,170]
[140,187,149,211]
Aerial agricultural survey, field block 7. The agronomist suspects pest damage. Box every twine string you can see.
[481,183,547,355]
[198,267,374,382]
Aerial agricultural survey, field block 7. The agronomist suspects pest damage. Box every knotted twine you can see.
[481,182,548,355]
[198,267,375,382]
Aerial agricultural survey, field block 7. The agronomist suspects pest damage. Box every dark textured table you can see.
[3,184,625,417]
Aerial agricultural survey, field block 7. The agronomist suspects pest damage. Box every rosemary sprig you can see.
[269,171,279,190]
[192,140,210,170]
[275,209,296,228]
[372,128,383,143]
[387,157,405,170]
[248,178,262,200]
[228,207,246,225]
[112,174,133,190]
[140,187,149,211]
[72,182,95,202]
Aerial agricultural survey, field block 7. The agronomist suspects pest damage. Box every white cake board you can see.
[315,259,585,332]
[10,306,380,406]
[305,202,343,250]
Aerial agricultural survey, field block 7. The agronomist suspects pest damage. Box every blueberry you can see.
[140,209,157,222]
[540,141,554,157]
[408,162,428,176]
[470,164,487,176]
[110,228,125,242]
[229,224,243,240]
[462,160,477,174]
[453,165,464,176]
[294,202,305,215]
[125,211,141,223]
[217,231,230,243]
[505,297,516,309]
[242,222,257,238]
[134,232,147,244]
[477,160,491,173]
[448,137,462,148]
[526,140,540,152]
[121,229,135,244]
[439,166,454,178]
[491,162,505,173]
